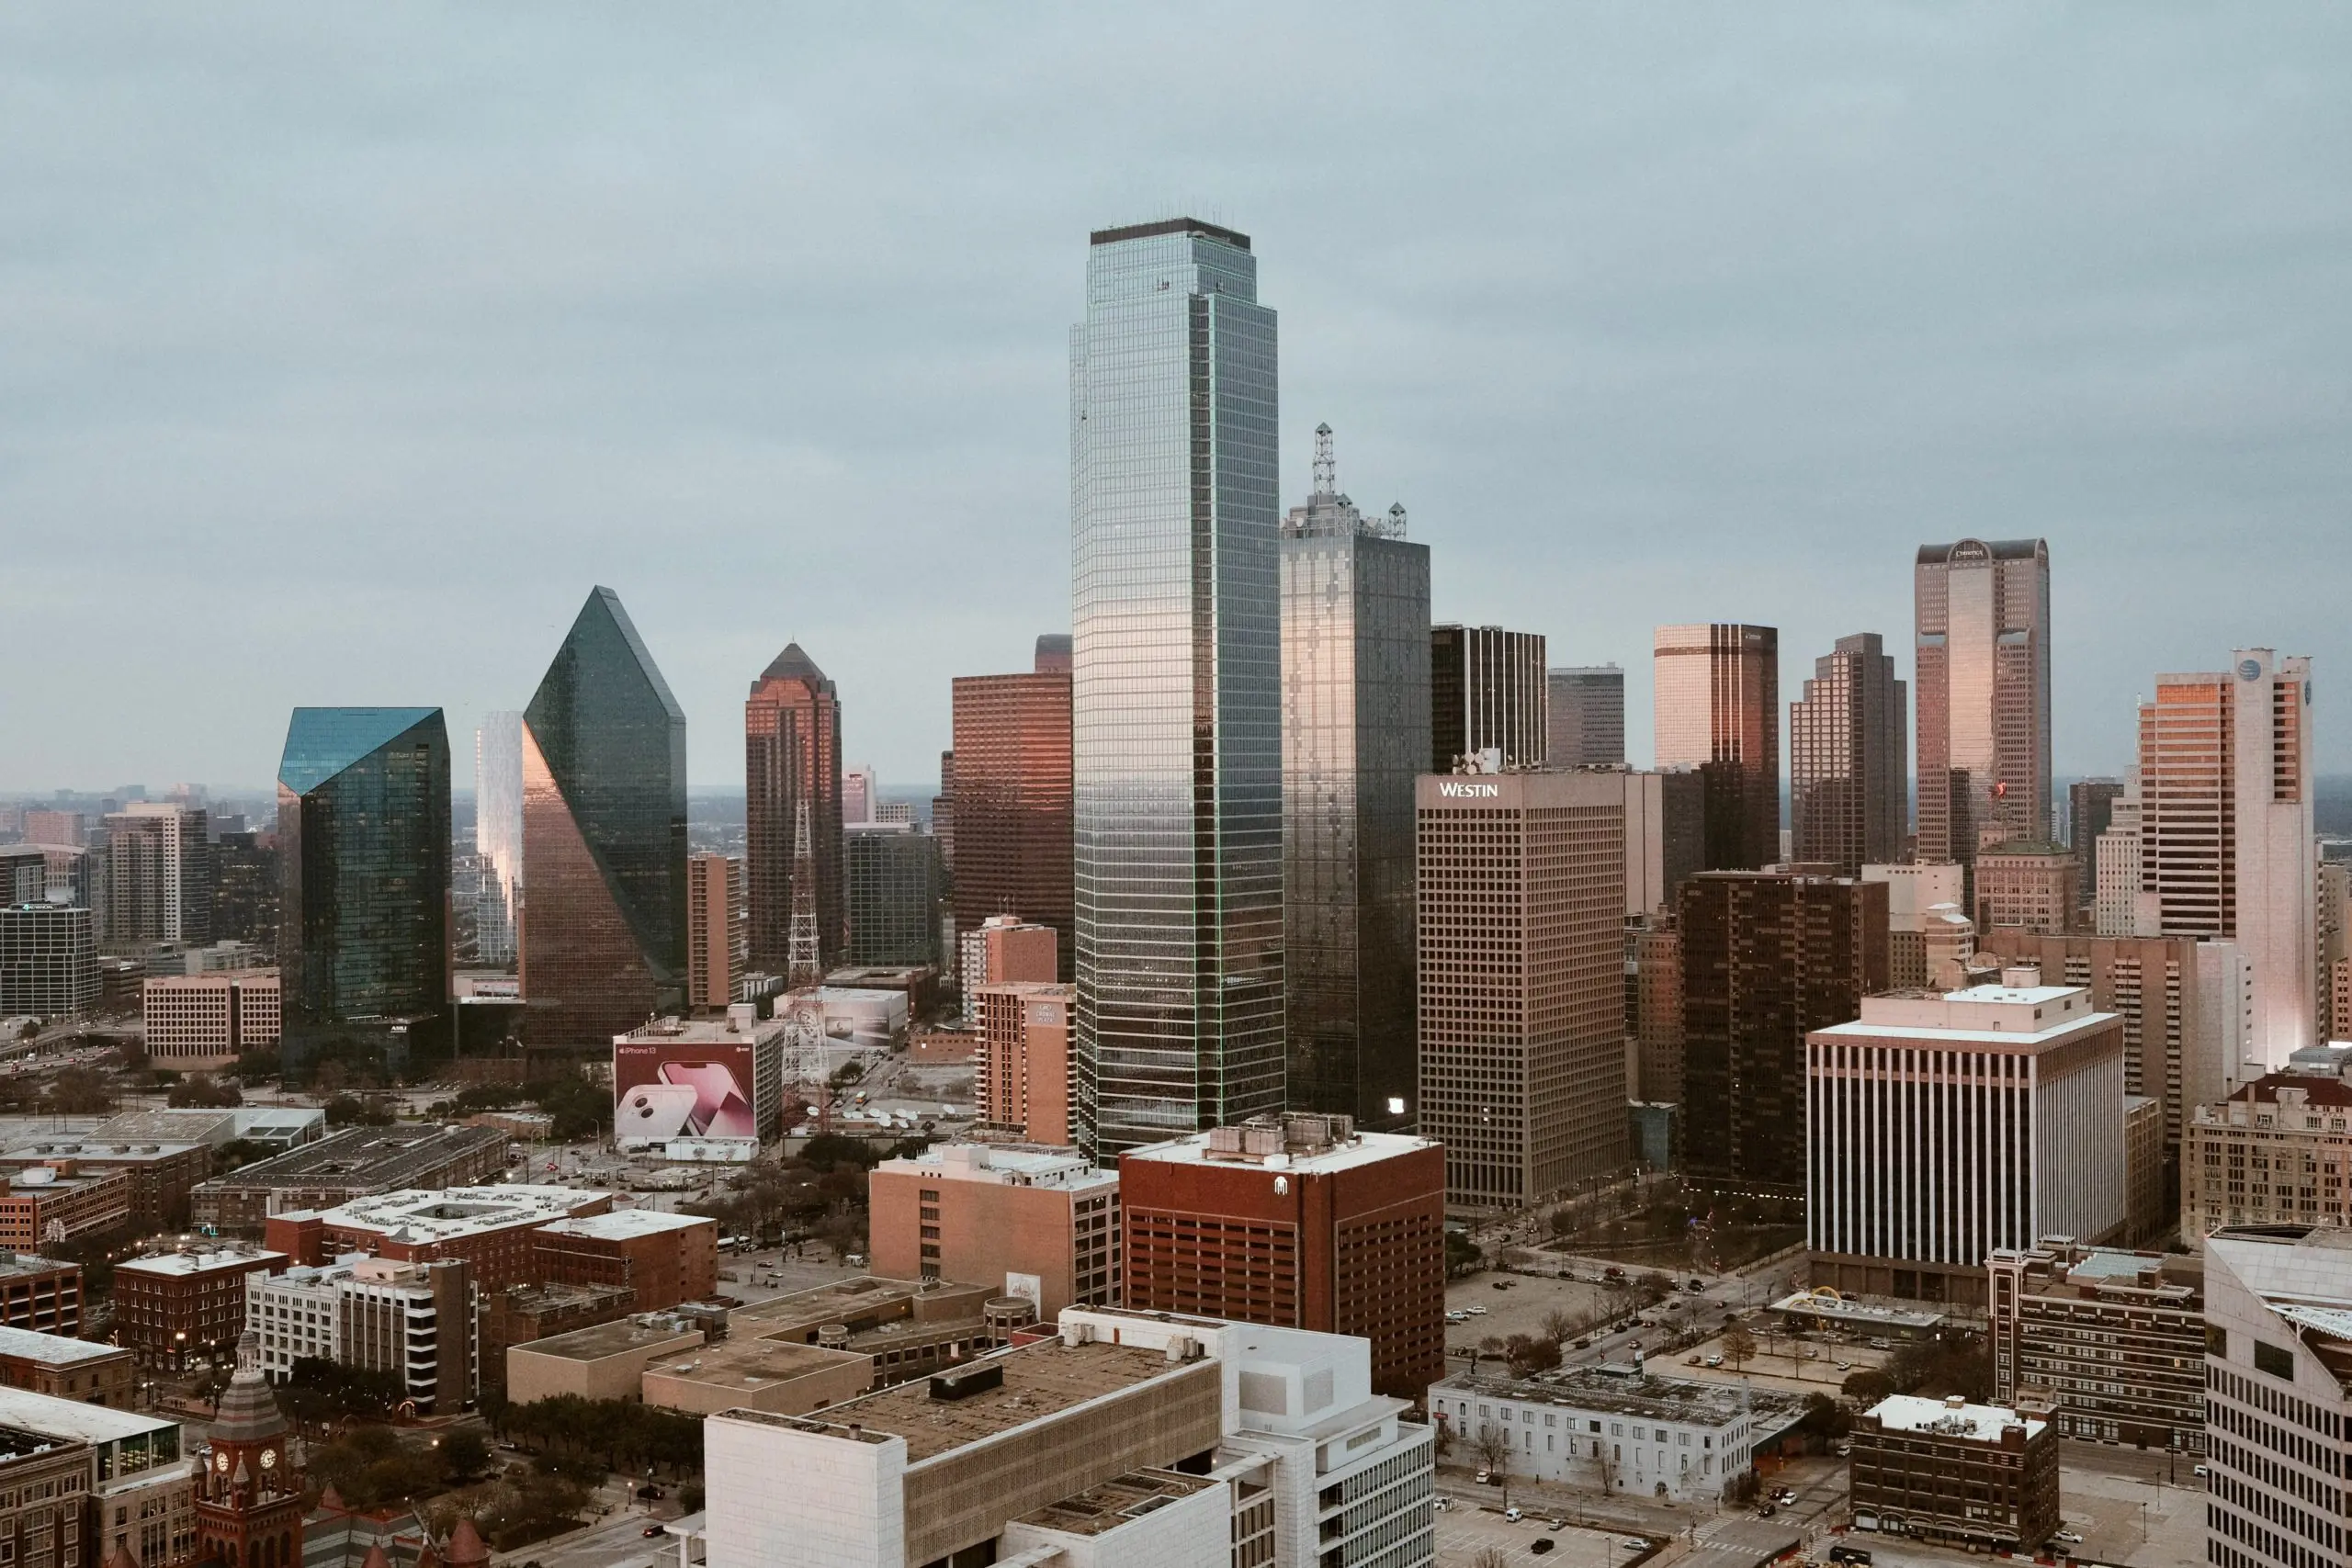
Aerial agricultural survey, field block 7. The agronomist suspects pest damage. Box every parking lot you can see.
[1432,1504,1649,1567]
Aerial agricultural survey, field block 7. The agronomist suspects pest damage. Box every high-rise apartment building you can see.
[1915,539,2052,873]
[1809,979,2126,1305]
[522,588,688,1045]
[1788,632,1905,875]
[103,803,211,950]
[843,825,942,965]
[745,643,843,975]
[949,637,1074,981]
[684,853,744,1013]
[1121,1113,1446,1399]
[0,903,97,1019]
[1417,769,1626,1207]
[1653,624,1780,871]
[475,711,524,967]
[1430,624,1545,772]
[2136,649,2316,1069]
[277,708,451,1032]
[1546,665,1625,769]
[1679,872,1889,1197]
[1070,218,1283,1156]
[1280,424,1429,1132]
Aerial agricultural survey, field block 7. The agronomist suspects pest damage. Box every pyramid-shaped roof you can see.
[279,709,444,796]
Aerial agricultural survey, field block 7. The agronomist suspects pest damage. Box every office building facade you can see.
[950,637,1074,983]
[474,710,524,967]
[522,588,688,1045]
[1280,424,1430,1132]
[1430,624,1544,773]
[1546,665,1625,769]
[276,707,451,1031]
[1653,623,1779,870]
[1070,218,1283,1156]
[1417,769,1626,1207]
[1788,632,1905,875]
[746,643,844,975]
[1915,538,2052,872]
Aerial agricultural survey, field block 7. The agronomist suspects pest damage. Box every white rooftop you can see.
[0,1325,124,1364]
[313,1185,598,1241]
[538,1209,715,1241]
[118,1247,284,1279]
[1868,1393,2044,1441]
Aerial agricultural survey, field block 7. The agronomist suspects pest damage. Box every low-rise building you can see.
[141,971,280,1068]
[0,1141,211,1231]
[1848,1394,2059,1552]
[0,1254,82,1337]
[0,1167,130,1251]
[867,1142,1117,1316]
[0,1326,134,1408]
[191,1124,510,1233]
[527,1209,717,1313]
[264,1185,603,1288]
[1987,1239,2204,1451]
[113,1246,286,1369]
[1428,1365,1804,1502]
[246,1255,479,1413]
[2184,1065,2352,1243]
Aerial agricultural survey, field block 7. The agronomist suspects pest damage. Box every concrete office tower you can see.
[1788,633,1905,875]
[684,853,744,1013]
[1417,769,1626,1207]
[843,824,943,965]
[1280,424,1430,1132]
[1863,863,1966,988]
[474,711,523,967]
[1808,979,2126,1306]
[1546,665,1625,768]
[2201,1227,2352,1568]
[103,802,211,949]
[1915,539,2052,874]
[1653,624,1780,871]
[522,588,688,1045]
[276,709,451,1032]
[2138,649,2316,1067]
[842,765,876,828]
[950,637,1074,982]
[1430,625,1546,772]
[1070,218,1283,1156]
[1679,872,1889,1198]
[745,643,843,976]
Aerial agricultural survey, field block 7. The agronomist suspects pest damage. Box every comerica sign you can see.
[1436,781,1500,798]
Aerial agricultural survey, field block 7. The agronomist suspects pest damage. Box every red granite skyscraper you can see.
[950,636,1073,982]
[745,644,843,975]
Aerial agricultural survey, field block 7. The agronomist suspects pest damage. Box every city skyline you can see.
[8,12,2349,795]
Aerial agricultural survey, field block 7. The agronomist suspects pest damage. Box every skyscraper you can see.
[2136,649,2315,1067]
[1070,217,1284,1156]
[521,588,687,1045]
[1788,632,1905,875]
[1430,625,1546,772]
[1280,424,1430,1132]
[277,707,452,1028]
[475,711,524,967]
[1915,539,2052,872]
[102,803,212,951]
[745,643,843,976]
[950,637,1074,982]
[1653,624,1780,870]
[1546,665,1626,769]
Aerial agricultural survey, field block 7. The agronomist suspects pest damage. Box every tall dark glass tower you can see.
[1071,217,1284,1156]
[277,708,451,1027]
[522,588,688,1045]
[1280,424,1429,1132]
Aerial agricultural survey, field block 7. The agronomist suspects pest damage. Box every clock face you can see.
[259,1450,277,1470]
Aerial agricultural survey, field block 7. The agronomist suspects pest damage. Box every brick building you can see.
[1119,1112,1446,1401]
[1849,1393,2060,1552]
[0,1167,130,1251]
[191,1124,510,1233]
[528,1210,718,1312]
[0,1255,82,1337]
[0,1326,134,1408]
[113,1245,287,1368]
[868,1143,1118,1315]
[265,1186,605,1290]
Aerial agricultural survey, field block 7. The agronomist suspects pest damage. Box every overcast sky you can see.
[6,6,2349,797]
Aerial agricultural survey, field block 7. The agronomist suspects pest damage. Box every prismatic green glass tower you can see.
[522,587,688,1045]
[1070,218,1285,1156]
[277,707,452,1028]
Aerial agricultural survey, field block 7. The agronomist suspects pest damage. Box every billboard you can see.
[615,1041,759,1145]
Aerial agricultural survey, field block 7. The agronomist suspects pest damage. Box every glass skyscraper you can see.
[475,711,523,966]
[522,587,688,1045]
[277,707,451,1027]
[1281,424,1429,1132]
[1071,217,1284,1156]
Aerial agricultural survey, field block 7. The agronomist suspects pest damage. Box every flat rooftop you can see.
[1012,1469,1216,1538]
[726,1337,1195,1463]
[517,1316,703,1363]
[537,1209,712,1242]
[1436,1367,1807,1429]
[0,1325,124,1364]
[118,1247,283,1279]
[314,1185,596,1240]
[197,1124,506,1189]
[1868,1393,2044,1440]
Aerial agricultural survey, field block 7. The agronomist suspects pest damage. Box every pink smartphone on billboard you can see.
[661,1062,756,1137]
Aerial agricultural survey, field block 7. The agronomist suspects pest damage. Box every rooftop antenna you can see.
[1313,423,1337,499]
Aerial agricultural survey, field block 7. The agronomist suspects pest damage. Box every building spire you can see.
[1313,423,1337,499]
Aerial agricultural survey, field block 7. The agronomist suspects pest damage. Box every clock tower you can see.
[194,1333,304,1568]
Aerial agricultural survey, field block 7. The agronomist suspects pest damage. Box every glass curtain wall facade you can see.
[1070,217,1284,1156]
[1280,424,1430,1132]
[1430,626,1546,773]
[1653,624,1781,870]
[1915,539,2052,873]
[475,711,523,966]
[745,644,843,976]
[277,707,452,1027]
[1789,632,1906,875]
[522,587,688,1046]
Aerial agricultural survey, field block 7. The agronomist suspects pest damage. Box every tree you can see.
[1721,1324,1757,1373]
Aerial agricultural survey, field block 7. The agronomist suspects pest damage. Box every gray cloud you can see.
[5,5,2348,793]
